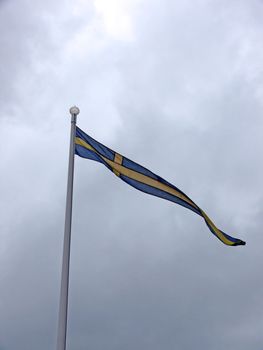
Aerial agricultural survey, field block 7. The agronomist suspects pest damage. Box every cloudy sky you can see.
[1,0,263,349]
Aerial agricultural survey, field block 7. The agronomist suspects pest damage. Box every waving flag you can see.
[75,126,245,246]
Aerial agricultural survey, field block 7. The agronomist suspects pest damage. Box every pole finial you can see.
[69,106,80,116]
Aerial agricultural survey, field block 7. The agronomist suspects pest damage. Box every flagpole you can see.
[57,106,80,350]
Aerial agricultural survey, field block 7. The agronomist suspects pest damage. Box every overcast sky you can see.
[1,0,263,349]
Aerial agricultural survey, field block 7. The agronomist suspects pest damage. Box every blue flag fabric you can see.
[75,126,245,246]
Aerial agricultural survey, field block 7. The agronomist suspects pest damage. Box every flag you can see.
[75,126,245,246]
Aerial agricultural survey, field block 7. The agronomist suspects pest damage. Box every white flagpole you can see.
[57,106,80,350]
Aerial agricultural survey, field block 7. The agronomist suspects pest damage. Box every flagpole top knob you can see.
[69,106,80,116]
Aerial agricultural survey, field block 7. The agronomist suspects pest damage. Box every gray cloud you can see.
[1,0,263,349]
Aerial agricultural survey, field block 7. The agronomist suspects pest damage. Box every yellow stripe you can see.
[200,210,234,245]
[107,159,198,208]
[76,137,198,209]
[76,137,94,151]
[113,153,123,176]
[114,153,123,165]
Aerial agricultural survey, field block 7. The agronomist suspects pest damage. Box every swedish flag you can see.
[75,126,245,246]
